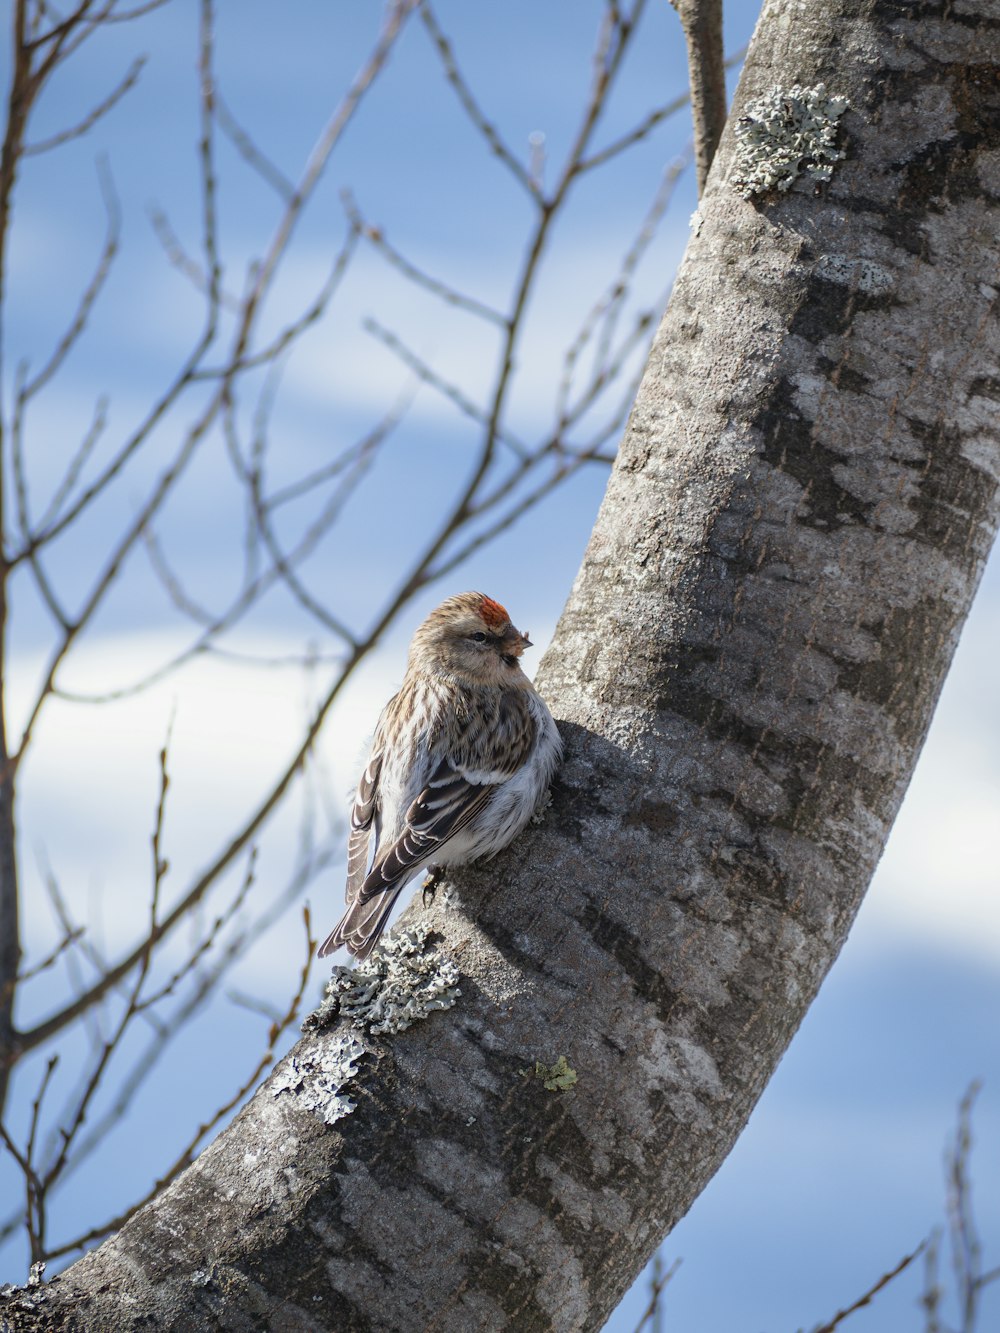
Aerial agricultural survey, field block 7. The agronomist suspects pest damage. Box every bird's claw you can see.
[421,866,444,908]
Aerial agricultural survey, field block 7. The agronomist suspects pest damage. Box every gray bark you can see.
[670,0,727,194]
[5,0,1000,1327]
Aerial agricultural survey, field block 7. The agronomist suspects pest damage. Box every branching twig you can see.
[631,1252,680,1333]
[41,905,315,1262]
[418,0,539,198]
[578,46,744,174]
[16,928,85,984]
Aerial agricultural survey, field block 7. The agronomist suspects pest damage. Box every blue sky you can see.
[1,3,997,1328]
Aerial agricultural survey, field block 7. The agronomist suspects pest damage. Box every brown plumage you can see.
[318,592,562,960]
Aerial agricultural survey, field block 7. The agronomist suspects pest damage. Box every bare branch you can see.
[363,315,528,458]
[921,1229,945,1333]
[23,1,99,56]
[227,0,419,370]
[0,1055,58,1261]
[578,46,744,174]
[35,740,174,1199]
[22,158,120,400]
[35,395,108,533]
[0,841,331,1247]
[555,153,688,431]
[133,849,257,1014]
[140,524,217,627]
[214,88,295,203]
[631,1252,681,1333]
[667,0,728,194]
[226,400,371,644]
[418,0,539,199]
[24,55,144,154]
[194,213,362,380]
[946,1081,991,1332]
[37,863,139,1037]
[812,1243,927,1333]
[41,906,315,1262]
[146,203,241,311]
[17,645,353,1053]
[344,188,507,327]
[427,443,610,584]
[16,927,85,984]
[99,0,174,24]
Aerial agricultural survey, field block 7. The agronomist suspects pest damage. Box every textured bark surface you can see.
[5,0,1000,1328]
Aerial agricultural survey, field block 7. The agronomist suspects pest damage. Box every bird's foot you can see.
[421,865,444,908]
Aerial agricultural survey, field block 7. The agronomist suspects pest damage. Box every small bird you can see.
[318,592,562,960]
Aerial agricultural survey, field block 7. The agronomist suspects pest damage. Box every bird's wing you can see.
[344,728,386,909]
[357,756,503,904]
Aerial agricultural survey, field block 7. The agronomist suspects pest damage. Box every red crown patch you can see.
[478,595,510,629]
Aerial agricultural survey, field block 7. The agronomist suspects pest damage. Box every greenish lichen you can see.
[733,83,848,200]
[307,923,461,1037]
[527,1055,578,1092]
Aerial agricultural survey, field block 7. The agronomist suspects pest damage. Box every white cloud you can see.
[864,584,1000,962]
[12,630,399,967]
[10,560,999,989]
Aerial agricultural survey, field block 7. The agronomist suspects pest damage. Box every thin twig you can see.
[631,1253,680,1333]
[24,55,144,154]
[215,87,295,202]
[578,46,744,174]
[42,906,315,1262]
[812,1243,926,1333]
[17,929,85,983]
[419,0,538,198]
[363,315,529,458]
[134,850,257,1014]
[23,157,120,400]
[146,203,240,311]
[344,188,507,327]
[0,842,332,1246]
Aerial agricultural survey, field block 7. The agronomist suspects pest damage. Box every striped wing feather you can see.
[357,757,497,903]
[344,745,384,908]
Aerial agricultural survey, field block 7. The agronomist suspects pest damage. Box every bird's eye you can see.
[471,631,488,643]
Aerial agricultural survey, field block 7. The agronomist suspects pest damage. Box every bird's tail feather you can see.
[316,888,401,961]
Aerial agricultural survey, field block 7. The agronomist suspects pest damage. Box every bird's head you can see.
[409,592,533,684]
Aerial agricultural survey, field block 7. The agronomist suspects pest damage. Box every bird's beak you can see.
[502,626,532,655]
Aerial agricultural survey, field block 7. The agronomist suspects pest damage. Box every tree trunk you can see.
[5,0,999,1327]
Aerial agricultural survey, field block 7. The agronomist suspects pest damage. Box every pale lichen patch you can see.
[271,1033,366,1125]
[814,253,895,294]
[0,1262,50,1315]
[309,923,461,1037]
[733,83,848,199]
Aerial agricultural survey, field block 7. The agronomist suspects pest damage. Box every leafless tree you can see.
[0,0,716,1299]
[2,0,999,1327]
